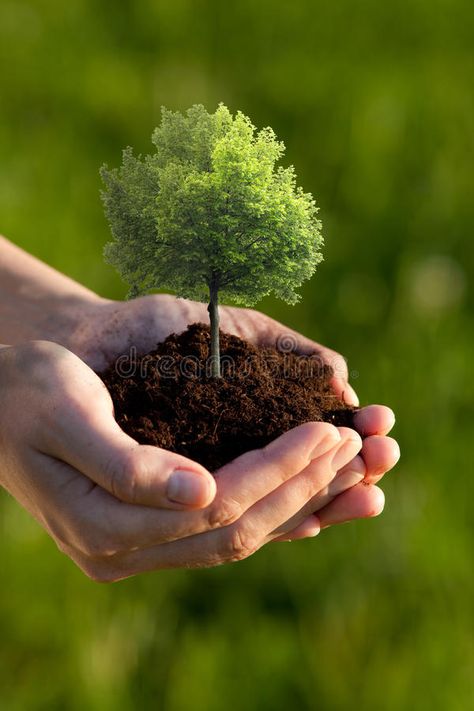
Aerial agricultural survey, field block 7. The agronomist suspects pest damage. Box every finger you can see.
[318,483,385,528]
[360,435,400,484]
[273,481,385,541]
[210,421,342,522]
[297,338,358,406]
[318,346,358,406]
[41,396,216,509]
[43,420,345,557]
[251,319,358,406]
[266,433,399,537]
[302,453,367,514]
[181,428,360,556]
[237,426,362,533]
[72,429,362,577]
[259,428,361,540]
[353,405,396,437]
[311,434,399,505]
[86,421,347,551]
[272,515,321,542]
[295,338,358,406]
[41,428,362,558]
[63,484,385,580]
[337,382,359,407]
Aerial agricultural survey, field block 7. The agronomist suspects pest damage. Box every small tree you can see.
[101,104,323,377]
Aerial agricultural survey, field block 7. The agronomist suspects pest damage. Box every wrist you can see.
[0,235,110,345]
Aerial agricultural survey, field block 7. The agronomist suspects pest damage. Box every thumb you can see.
[101,441,217,510]
[44,404,217,510]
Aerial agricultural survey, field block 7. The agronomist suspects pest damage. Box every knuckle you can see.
[316,422,340,440]
[54,535,123,582]
[223,523,258,562]
[107,449,145,504]
[51,522,126,575]
[66,515,127,560]
[19,340,64,376]
[81,562,121,584]
[207,497,242,529]
[10,342,77,413]
[298,475,320,503]
[337,427,362,449]
[256,444,290,481]
[302,421,340,446]
[80,534,118,560]
[23,339,58,361]
[73,528,117,560]
[254,445,284,478]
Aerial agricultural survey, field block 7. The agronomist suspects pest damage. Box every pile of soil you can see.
[100,323,355,471]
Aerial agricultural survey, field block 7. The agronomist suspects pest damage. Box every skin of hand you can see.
[0,340,370,581]
[64,293,400,539]
[0,236,400,562]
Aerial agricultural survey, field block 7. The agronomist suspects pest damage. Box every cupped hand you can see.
[65,294,400,522]
[0,340,374,581]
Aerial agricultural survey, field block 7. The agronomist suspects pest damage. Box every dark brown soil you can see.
[99,323,355,472]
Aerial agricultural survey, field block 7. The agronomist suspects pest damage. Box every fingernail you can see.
[394,441,401,461]
[344,384,360,407]
[307,521,321,538]
[167,470,208,506]
[331,436,362,471]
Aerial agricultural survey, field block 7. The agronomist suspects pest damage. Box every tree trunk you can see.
[207,282,221,378]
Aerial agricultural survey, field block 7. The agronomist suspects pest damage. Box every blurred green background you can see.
[1,1,473,709]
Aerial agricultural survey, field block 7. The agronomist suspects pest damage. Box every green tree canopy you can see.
[101,103,323,306]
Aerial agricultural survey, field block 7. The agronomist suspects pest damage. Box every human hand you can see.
[0,340,370,581]
[62,294,400,520]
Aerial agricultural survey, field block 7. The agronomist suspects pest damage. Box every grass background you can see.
[0,1,473,709]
